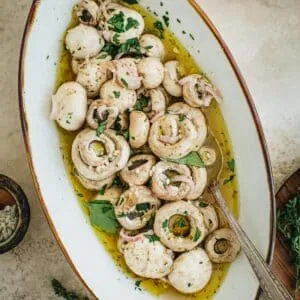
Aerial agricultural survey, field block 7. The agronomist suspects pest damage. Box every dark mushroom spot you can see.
[128,159,148,171]
[214,238,230,255]
[80,10,92,23]
[127,211,144,220]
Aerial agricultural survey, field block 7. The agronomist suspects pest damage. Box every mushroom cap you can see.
[168,248,212,294]
[154,201,207,252]
[138,57,164,89]
[76,60,108,98]
[205,228,240,263]
[65,24,104,59]
[72,128,130,181]
[151,161,193,201]
[76,172,115,191]
[74,0,99,26]
[50,81,87,131]
[180,74,222,107]
[163,60,182,97]
[120,154,156,185]
[129,111,150,149]
[199,146,217,166]
[185,166,207,200]
[100,79,137,112]
[123,234,174,279]
[139,34,165,60]
[115,185,160,230]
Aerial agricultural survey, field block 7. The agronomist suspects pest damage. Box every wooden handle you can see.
[210,185,293,300]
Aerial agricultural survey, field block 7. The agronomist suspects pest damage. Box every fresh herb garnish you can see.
[108,12,125,33]
[189,33,195,40]
[102,42,119,57]
[135,280,142,291]
[193,228,201,241]
[51,279,89,300]
[113,91,121,98]
[122,0,139,4]
[87,200,119,234]
[176,18,181,24]
[97,53,109,59]
[118,38,142,57]
[277,196,300,288]
[179,114,185,122]
[176,217,186,228]
[117,130,129,141]
[126,17,139,31]
[223,174,235,185]
[134,95,150,110]
[170,152,205,168]
[199,201,208,208]
[113,33,121,45]
[145,234,160,243]
[162,219,169,231]
[121,78,129,88]
[153,20,164,38]
[228,159,235,172]
[136,203,150,212]
[163,15,170,27]
[99,185,107,195]
[96,121,106,136]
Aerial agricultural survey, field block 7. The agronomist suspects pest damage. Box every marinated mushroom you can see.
[76,172,115,191]
[167,102,207,152]
[100,79,137,112]
[123,234,174,279]
[205,228,240,263]
[139,34,165,60]
[72,128,130,181]
[50,81,87,131]
[86,99,119,130]
[180,74,222,107]
[154,201,207,252]
[138,57,164,89]
[194,200,219,234]
[92,186,123,205]
[65,24,104,59]
[168,248,212,294]
[129,111,150,148]
[107,58,141,90]
[151,161,194,201]
[74,0,99,26]
[99,2,144,45]
[120,154,156,185]
[163,60,183,97]
[114,186,160,230]
[76,60,108,98]
[186,167,207,200]
[199,146,217,167]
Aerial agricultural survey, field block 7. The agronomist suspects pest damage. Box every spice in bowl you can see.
[0,204,18,243]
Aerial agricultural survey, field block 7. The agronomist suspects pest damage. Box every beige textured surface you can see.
[0,0,299,299]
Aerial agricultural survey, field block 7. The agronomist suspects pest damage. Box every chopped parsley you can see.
[223,174,235,185]
[189,33,195,40]
[126,17,139,31]
[96,121,106,136]
[179,114,185,122]
[144,45,153,50]
[176,18,181,24]
[135,280,142,291]
[108,12,125,33]
[153,20,164,38]
[163,15,170,27]
[199,201,208,208]
[113,33,121,45]
[134,95,150,110]
[228,159,235,172]
[113,91,121,98]
[136,203,150,212]
[121,78,129,88]
[176,217,187,228]
[162,219,169,231]
[118,38,142,57]
[145,234,160,243]
[102,42,119,57]
[193,228,201,241]
[117,130,129,141]
[99,185,107,195]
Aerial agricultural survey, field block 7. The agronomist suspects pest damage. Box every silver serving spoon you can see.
[207,171,292,298]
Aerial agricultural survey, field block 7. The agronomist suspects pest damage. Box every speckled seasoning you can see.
[0,205,18,243]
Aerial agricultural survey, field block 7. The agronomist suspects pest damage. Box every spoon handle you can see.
[210,185,293,300]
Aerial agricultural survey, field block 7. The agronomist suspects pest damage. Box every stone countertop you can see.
[0,0,299,299]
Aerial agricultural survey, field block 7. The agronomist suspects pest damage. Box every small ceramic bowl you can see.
[0,174,30,254]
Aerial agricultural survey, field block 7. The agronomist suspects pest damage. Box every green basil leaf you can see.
[228,159,235,172]
[170,152,205,168]
[144,234,160,243]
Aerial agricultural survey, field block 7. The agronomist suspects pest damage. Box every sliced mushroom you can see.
[99,2,144,45]
[120,154,156,185]
[148,113,198,159]
[154,201,207,252]
[100,79,137,112]
[50,81,87,131]
[129,111,150,148]
[114,185,160,230]
[205,228,240,263]
[123,234,174,279]
[76,60,108,98]
[151,161,194,201]
[199,146,217,166]
[194,200,219,234]
[76,172,115,191]
[74,0,99,26]
[168,248,212,294]
[138,57,164,89]
[72,52,112,75]
[139,34,165,60]
[72,128,130,181]
[163,60,183,97]
[180,74,222,107]
[92,186,123,205]
[86,99,119,130]
[167,102,207,151]
[107,58,142,90]
[65,24,104,59]
[186,167,207,200]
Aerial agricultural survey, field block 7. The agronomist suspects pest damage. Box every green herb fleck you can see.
[170,152,205,168]
[189,33,195,40]
[96,121,106,136]
[99,185,107,196]
[277,196,300,288]
[97,53,108,59]
[77,193,84,198]
[179,114,185,122]
[113,33,121,45]
[223,174,235,185]
[193,228,201,241]
[122,0,139,4]
[113,91,121,98]
[87,201,119,234]
[228,159,235,172]
[135,280,142,291]
[144,45,153,50]
[163,15,169,27]
[102,42,119,57]
[126,17,139,31]
[162,219,169,231]
[121,78,128,88]
[199,201,208,208]
[108,12,125,33]
[176,217,187,228]
[145,234,160,243]
[153,20,164,38]
[176,18,181,24]
[136,203,150,212]
[134,95,150,110]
